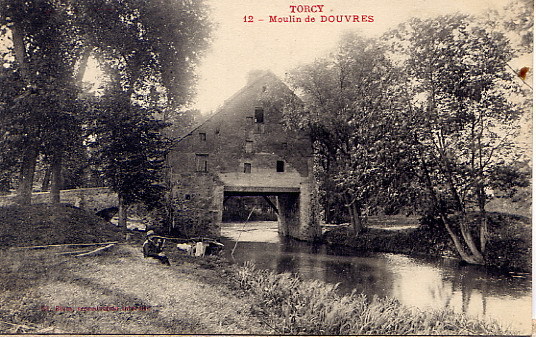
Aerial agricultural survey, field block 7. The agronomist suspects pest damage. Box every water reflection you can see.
[221,221,531,334]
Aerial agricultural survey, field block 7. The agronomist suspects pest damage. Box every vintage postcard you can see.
[0,0,532,335]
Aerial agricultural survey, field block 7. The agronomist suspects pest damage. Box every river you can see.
[220,221,531,334]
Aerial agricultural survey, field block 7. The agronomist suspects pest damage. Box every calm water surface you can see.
[220,221,531,334]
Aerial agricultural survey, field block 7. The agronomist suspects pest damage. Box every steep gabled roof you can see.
[174,70,281,144]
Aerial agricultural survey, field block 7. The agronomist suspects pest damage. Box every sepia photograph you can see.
[0,0,532,335]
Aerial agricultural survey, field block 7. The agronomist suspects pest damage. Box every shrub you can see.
[236,263,512,335]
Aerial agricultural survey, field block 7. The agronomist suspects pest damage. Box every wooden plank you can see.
[56,250,93,256]
[75,243,115,257]
[16,241,119,250]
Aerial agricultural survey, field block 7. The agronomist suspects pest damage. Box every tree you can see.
[385,14,526,264]
[1,0,90,204]
[1,0,211,213]
[285,33,414,235]
[92,89,170,226]
[75,0,211,226]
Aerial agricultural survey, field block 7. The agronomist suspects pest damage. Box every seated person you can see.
[142,230,170,265]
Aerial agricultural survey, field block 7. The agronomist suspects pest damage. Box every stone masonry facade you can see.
[167,71,321,241]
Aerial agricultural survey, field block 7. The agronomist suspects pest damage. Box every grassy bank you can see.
[0,243,516,335]
[235,263,512,335]
[0,204,126,246]
[0,244,269,334]
[323,212,531,272]
[0,204,524,334]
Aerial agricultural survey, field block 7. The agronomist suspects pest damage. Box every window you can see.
[276,160,285,172]
[199,132,206,141]
[254,107,264,123]
[245,141,253,153]
[244,163,252,174]
[195,154,208,172]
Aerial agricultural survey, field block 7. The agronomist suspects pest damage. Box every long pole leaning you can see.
[231,208,257,258]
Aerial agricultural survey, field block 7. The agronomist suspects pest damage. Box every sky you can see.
[193,0,514,113]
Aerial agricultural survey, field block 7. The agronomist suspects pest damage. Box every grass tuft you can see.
[236,262,512,335]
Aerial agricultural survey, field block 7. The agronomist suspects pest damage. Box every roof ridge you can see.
[174,71,277,143]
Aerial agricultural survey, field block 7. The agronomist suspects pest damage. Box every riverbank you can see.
[1,243,516,335]
[0,204,265,334]
[323,213,531,272]
[237,262,515,335]
[0,244,270,334]
[0,205,524,334]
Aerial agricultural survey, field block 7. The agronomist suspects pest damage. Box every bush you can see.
[236,263,512,335]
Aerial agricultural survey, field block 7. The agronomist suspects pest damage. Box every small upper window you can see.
[245,141,253,153]
[196,154,208,172]
[244,163,252,174]
[254,107,264,123]
[199,132,207,141]
[276,161,285,172]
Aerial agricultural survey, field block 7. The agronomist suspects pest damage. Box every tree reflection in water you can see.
[221,221,531,333]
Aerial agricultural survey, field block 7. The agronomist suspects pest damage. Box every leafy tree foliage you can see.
[0,0,211,217]
[71,1,210,226]
[385,14,526,264]
[286,33,417,235]
[91,90,170,225]
[285,14,527,263]
[0,0,85,204]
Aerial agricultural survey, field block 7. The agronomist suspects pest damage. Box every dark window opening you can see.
[185,194,191,200]
[199,132,206,141]
[276,161,285,172]
[255,107,264,123]
[196,154,208,172]
[244,163,252,174]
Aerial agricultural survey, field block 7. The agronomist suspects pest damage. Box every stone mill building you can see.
[167,71,320,241]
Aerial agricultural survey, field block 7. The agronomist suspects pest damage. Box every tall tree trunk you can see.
[345,194,363,236]
[118,195,127,227]
[75,47,91,84]
[41,163,51,191]
[11,21,29,80]
[458,214,484,263]
[417,149,484,264]
[12,18,38,205]
[477,188,488,253]
[441,158,485,264]
[439,214,483,264]
[50,152,63,204]
[17,146,38,205]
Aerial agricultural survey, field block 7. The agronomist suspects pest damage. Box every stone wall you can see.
[170,172,223,237]
[0,187,118,213]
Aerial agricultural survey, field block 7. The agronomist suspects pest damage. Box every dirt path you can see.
[1,244,269,334]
